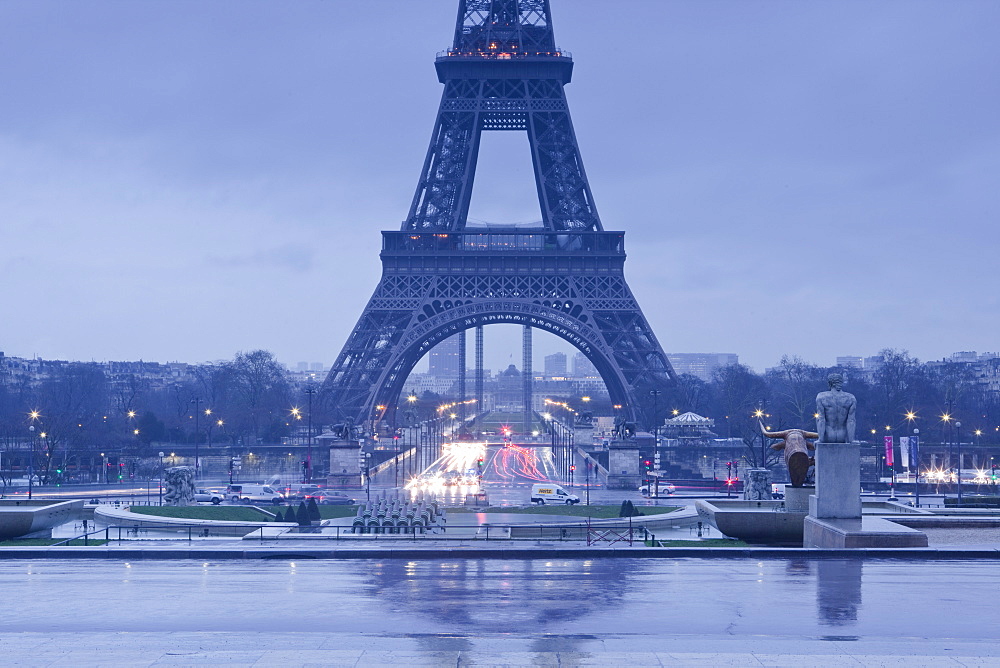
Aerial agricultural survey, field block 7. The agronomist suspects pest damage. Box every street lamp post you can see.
[190,397,203,480]
[158,451,165,505]
[754,409,767,467]
[913,428,921,508]
[956,421,963,505]
[649,389,662,436]
[305,384,317,484]
[365,452,372,502]
[27,425,35,500]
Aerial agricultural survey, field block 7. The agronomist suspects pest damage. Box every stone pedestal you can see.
[327,439,363,489]
[606,440,641,490]
[784,485,812,513]
[809,441,862,519]
[742,468,772,501]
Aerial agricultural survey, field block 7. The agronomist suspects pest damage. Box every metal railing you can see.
[49,521,659,546]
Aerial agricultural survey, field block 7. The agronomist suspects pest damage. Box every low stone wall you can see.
[0,500,85,540]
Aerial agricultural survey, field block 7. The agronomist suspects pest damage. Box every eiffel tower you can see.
[322,0,676,428]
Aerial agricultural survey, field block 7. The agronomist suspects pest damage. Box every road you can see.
[0,558,997,664]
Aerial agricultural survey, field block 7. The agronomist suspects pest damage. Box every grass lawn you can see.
[646,538,747,547]
[449,505,681,519]
[129,506,275,521]
[0,538,108,546]
[317,505,361,519]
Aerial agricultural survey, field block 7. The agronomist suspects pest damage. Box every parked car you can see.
[309,492,355,505]
[194,488,225,505]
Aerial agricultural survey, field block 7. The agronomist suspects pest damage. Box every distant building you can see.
[666,353,739,382]
[544,352,567,378]
[836,356,863,370]
[863,355,884,372]
[428,335,461,378]
[572,352,599,379]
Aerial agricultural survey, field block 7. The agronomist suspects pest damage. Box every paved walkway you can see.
[2,632,997,666]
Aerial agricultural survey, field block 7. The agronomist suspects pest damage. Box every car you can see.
[226,484,285,505]
[194,488,225,504]
[639,482,676,497]
[282,484,322,500]
[530,483,580,505]
[309,492,355,505]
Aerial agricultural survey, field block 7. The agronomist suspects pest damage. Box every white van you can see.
[530,483,580,505]
[227,484,285,505]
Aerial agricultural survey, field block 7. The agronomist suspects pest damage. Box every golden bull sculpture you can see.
[761,423,817,487]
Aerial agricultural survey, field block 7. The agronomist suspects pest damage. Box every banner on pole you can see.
[899,437,910,468]
[884,435,894,467]
[910,435,919,469]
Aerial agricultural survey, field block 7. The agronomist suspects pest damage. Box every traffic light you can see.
[643,460,652,471]
[477,457,484,469]
[569,465,576,472]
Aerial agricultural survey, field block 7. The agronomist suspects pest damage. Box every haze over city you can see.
[2,0,998,372]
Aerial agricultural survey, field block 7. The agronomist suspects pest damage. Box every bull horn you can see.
[802,431,819,439]
[759,421,790,439]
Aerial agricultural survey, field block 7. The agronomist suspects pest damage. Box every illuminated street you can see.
[0,558,997,665]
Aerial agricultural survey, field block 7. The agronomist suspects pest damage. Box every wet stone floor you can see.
[1,557,998,665]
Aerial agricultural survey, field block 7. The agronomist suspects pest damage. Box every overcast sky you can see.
[2,0,998,373]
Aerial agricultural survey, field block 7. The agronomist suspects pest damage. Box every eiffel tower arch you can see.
[322,0,676,427]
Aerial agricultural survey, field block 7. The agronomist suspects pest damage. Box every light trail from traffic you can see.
[404,441,487,499]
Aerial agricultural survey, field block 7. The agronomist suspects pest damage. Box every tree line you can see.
[0,350,295,483]
[657,349,999,458]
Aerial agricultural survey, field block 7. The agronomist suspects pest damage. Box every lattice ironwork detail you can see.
[584,299,640,311]
[576,276,630,299]
[430,275,575,300]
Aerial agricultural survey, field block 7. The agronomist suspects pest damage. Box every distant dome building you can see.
[662,412,717,440]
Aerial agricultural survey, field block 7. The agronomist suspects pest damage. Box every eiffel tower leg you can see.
[475,325,484,412]
[458,330,467,423]
[522,325,532,433]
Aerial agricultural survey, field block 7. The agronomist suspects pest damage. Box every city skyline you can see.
[2,1,997,373]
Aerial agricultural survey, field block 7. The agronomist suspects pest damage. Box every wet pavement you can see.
[1,557,998,665]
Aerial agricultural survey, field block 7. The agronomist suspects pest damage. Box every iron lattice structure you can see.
[323,0,675,426]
